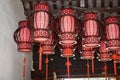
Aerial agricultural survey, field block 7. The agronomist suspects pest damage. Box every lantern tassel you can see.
[92,58,94,73]
[45,55,49,80]
[103,62,107,77]
[87,60,90,80]
[39,46,43,70]
[65,57,71,78]
[23,54,26,79]
[114,61,117,75]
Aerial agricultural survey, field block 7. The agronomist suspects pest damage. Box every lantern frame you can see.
[57,7,80,45]
[83,12,100,48]
[14,20,31,52]
[105,16,120,51]
[33,3,54,42]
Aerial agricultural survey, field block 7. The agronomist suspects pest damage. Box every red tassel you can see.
[23,54,26,78]
[92,58,94,73]
[87,60,90,79]
[39,46,43,70]
[45,55,49,80]
[114,61,117,75]
[65,57,71,78]
[103,62,107,77]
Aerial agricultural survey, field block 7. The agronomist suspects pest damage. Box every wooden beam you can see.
[93,0,96,8]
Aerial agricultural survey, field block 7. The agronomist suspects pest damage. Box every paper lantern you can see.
[34,3,49,42]
[59,8,77,45]
[106,16,120,51]
[98,41,112,62]
[14,20,31,52]
[84,12,99,48]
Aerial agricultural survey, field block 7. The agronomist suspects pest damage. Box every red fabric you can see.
[34,3,49,29]
[84,20,98,36]
[84,12,98,36]
[106,17,119,40]
[61,8,75,33]
[19,21,29,40]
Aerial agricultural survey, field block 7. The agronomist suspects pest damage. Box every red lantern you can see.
[81,41,94,60]
[84,12,99,48]
[59,8,77,45]
[106,16,120,51]
[42,33,54,55]
[61,45,75,57]
[98,41,112,62]
[14,20,31,52]
[34,3,49,42]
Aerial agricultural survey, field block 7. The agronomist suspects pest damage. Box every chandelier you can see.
[13,1,120,79]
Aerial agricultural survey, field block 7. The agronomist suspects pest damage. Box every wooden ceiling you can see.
[21,0,120,21]
[20,0,120,79]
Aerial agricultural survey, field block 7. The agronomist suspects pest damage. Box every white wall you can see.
[0,0,32,80]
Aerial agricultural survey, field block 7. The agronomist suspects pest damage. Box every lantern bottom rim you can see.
[34,37,48,42]
[59,40,77,45]
[98,59,112,62]
[84,43,100,48]
[61,54,75,58]
[106,46,120,51]
[42,51,54,55]
[18,49,31,52]
[81,57,94,60]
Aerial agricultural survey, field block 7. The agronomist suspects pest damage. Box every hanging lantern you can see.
[106,16,120,51]
[42,33,55,55]
[81,41,94,60]
[84,12,99,48]
[33,3,50,42]
[61,45,75,57]
[14,20,31,52]
[59,8,77,45]
[98,41,112,62]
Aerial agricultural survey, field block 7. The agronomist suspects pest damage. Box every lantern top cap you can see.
[19,20,28,27]
[61,8,74,16]
[34,3,49,11]
[84,12,97,20]
[105,16,118,24]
